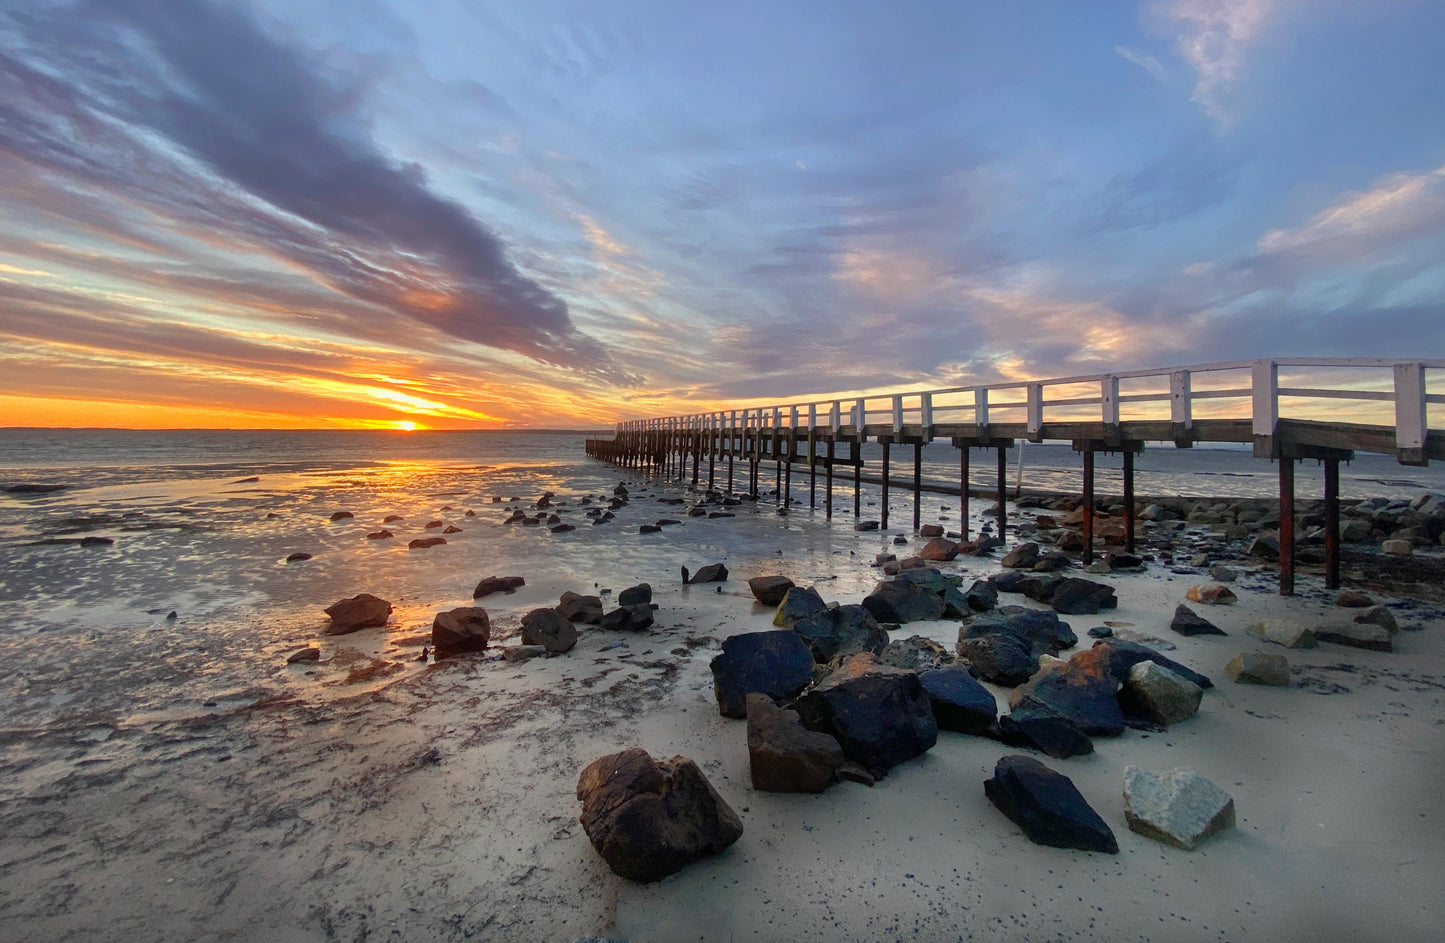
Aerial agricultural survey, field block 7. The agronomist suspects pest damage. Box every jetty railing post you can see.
[1252,359,1279,458]
[1395,361,1428,464]
[881,439,891,529]
[1279,457,1296,596]
[995,446,1007,539]
[708,414,716,490]
[825,436,835,520]
[1324,458,1341,590]
[1081,450,1096,565]
[809,404,818,509]
[1123,449,1136,554]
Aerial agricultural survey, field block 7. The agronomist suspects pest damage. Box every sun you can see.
[395,420,419,432]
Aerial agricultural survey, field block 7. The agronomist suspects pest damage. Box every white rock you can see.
[1247,619,1316,649]
[1123,766,1235,850]
[1126,661,1202,726]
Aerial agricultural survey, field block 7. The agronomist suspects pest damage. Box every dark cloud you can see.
[1083,131,1242,235]
[0,0,636,384]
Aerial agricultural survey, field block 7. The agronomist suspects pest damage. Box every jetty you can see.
[587,358,1443,595]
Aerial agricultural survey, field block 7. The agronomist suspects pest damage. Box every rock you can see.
[919,667,997,736]
[962,580,998,613]
[473,575,526,598]
[854,520,879,532]
[551,524,575,533]
[1186,584,1237,605]
[746,694,846,793]
[1170,604,1226,637]
[432,607,491,657]
[996,710,1094,759]
[1088,626,1112,639]
[1247,534,1280,560]
[1050,578,1117,615]
[1083,562,1111,574]
[1224,652,1290,686]
[879,635,955,672]
[1354,605,1398,633]
[521,608,578,652]
[1001,542,1040,569]
[1110,629,1176,651]
[559,591,604,624]
[1315,622,1392,652]
[792,605,889,662]
[576,748,743,883]
[1033,551,1073,573]
[285,552,312,562]
[984,755,1118,853]
[1106,552,1144,571]
[862,579,947,624]
[957,632,1040,687]
[1382,539,1413,556]
[1246,619,1316,649]
[919,524,945,538]
[617,583,653,606]
[365,530,394,540]
[1341,519,1372,541]
[1015,573,1064,603]
[600,604,655,631]
[1335,590,1375,608]
[773,585,829,628]
[444,525,465,534]
[324,594,392,634]
[502,644,549,663]
[79,536,114,547]
[688,563,729,584]
[408,537,446,549]
[917,537,960,562]
[1072,639,1212,690]
[639,524,661,534]
[424,520,444,529]
[329,511,354,521]
[383,514,404,523]
[1008,660,1125,737]
[1122,661,1203,726]
[790,654,938,777]
[709,631,814,718]
[748,575,796,607]
[960,606,1078,658]
[286,646,320,664]
[1207,565,1237,583]
[1122,766,1235,851]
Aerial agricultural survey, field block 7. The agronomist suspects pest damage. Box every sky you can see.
[1,0,1443,429]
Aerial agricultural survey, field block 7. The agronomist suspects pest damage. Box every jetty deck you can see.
[587,358,1444,595]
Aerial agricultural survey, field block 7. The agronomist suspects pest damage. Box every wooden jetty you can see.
[587,358,1444,595]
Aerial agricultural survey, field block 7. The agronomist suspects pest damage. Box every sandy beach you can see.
[3,449,1445,943]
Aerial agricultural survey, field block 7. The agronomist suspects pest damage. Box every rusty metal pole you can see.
[912,441,923,531]
[959,445,970,540]
[1324,458,1340,591]
[881,440,891,529]
[1082,450,1095,566]
[852,440,861,517]
[784,436,792,507]
[809,431,817,509]
[995,446,1007,540]
[825,437,835,520]
[1279,458,1296,596]
[1123,449,1136,554]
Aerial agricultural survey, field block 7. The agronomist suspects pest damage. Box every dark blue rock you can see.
[790,654,938,777]
[709,631,814,719]
[985,754,1118,853]
[919,667,997,736]
[792,604,889,663]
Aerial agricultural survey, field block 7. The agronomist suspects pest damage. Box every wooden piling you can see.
[1279,458,1295,596]
[825,437,835,521]
[995,446,1007,539]
[808,431,817,509]
[1324,458,1340,590]
[1123,449,1136,554]
[959,444,970,540]
[881,439,891,529]
[1081,450,1095,566]
[852,440,861,517]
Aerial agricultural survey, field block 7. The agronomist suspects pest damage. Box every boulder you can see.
[576,748,743,883]
[1248,534,1280,560]
[1170,604,1226,637]
[1106,552,1144,571]
[286,646,320,664]
[617,583,653,606]
[1050,578,1117,615]
[790,654,937,777]
[919,524,945,538]
[1224,652,1290,686]
[1382,539,1413,556]
[917,538,960,562]
[1354,606,1398,633]
[773,585,828,628]
[559,591,605,625]
[746,694,846,793]
[1008,661,1125,737]
[688,563,729,584]
[1001,542,1041,569]
[1207,565,1237,583]
[1186,584,1237,606]
[1015,573,1064,603]
[1315,622,1392,652]
[1335,591,1375,608]
[408,537,447,549]
[962,580,999,613]
[957,632,1040,687]
[432,606,491,657]
[792,604,889,662]
[521,608,578,652]
[285,552,312,562]
[984,755,1118,853]
[996,710,1094,759]
[1246,619,1316,649]
[601,604,656,632]
[365,530,394,540]
[709,631,815,718]
[919,667,997,736]
[329,511,354,522]
[1071,639,1212,690]
[324,594,392,634]
[960,606,1078,657]
[1122,766,1235,851]
[748,575,796,607]
[862,579,947,624]
[1122,661,1203,726]
[879,635,955,672]
[473,575,526,598]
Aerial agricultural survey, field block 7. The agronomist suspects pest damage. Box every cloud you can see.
[1115,45,1169,82]
[1084,131,1241,233]
[0,0,631,382]
[1159,0,1277,124]
[1257,163,1445,260]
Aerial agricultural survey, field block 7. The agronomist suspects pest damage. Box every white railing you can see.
[615,359,1444,456]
